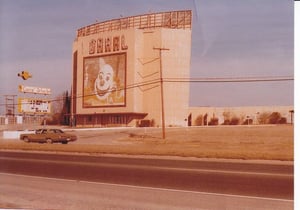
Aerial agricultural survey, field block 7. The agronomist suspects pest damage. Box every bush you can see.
[278,117,287,124]
[268,112,281,124]
[230,117,240,125]
[222,112,241,125]
[45,113,61,125]
[138,120,151,127]
[208,118,219,126]
[194,115,203,126]
[243,118,253,125]
[268,112,287,124]
[223,119,230,125]
[258,112,270,124]
[257,112,287,124]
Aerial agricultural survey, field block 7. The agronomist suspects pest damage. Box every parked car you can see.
[20,129,77,144]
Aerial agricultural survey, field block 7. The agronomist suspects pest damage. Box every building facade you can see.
[71,10,192,127]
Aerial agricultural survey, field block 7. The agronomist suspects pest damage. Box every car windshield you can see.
[52,129,64,133]
[35,129,42,134]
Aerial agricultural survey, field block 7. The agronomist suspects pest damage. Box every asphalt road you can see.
[0,151,293,201]
[0,173,293,210]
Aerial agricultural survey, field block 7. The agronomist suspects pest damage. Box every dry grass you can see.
[121,125,294,160]
[0,125,294,161]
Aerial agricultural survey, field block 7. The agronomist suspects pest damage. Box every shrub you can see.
[194,115,203,126]
[258,112,271,124]
[268,112,287,124]
[230,117,240,125]
[278,117,287,124]
[208,118,219,126]
[222,119,230,125]
[268,112,281,124]
[258,112,287,124]
[139,120,151,127]
[242,118,253,125]
[45,113,61,125]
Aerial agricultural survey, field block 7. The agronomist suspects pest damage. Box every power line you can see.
[164,76,294,83]
[0,75,294,107]
[0,79,161,107]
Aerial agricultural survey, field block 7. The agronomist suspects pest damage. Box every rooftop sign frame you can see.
[77,10,192,38]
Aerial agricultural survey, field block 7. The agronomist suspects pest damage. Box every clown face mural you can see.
[83,54,126,107]
[94,64,115,101]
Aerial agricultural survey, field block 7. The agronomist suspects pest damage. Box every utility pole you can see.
[153,47,169,139]
[4,95,17,116]
[289,110,294,125]
[4,95,17,124]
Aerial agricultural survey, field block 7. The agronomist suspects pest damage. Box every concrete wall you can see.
[140,28,191,127]
[3,130,35,139]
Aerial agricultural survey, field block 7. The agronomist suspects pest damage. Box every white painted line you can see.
[0,172,293,203]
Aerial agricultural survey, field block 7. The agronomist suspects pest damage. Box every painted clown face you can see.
[94,64,114,100]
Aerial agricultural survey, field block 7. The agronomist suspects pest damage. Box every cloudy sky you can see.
[0,0,294,113]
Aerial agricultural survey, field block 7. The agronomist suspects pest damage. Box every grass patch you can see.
[0,125,293,161]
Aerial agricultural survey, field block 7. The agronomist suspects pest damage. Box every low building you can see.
[188,106,294,126]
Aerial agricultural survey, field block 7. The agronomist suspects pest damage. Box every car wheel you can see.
[23,137,29,143]
[46,138,53,144]
[62,141,68,144]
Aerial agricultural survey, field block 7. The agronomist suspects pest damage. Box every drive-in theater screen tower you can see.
[72,10,192,127]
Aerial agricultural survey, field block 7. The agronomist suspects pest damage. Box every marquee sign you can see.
[18,98,51,114]
[19,85,51,95]
[89,34,128,55]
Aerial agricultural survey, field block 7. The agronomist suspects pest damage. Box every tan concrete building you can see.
[71,10,192,127]
[188,106,294,126]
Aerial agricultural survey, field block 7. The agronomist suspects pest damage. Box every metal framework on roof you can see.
[77,10,192,37]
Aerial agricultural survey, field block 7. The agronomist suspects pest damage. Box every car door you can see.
[48,129,60,141]
[54,129,67,141]
[30,129,47,142]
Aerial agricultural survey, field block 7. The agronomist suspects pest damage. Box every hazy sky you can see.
[0,0,294,112]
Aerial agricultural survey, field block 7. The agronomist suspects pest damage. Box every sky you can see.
[0,0,294,114]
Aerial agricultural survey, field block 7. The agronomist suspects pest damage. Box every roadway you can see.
[0,151,293,209]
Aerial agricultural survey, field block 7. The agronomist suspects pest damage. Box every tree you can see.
[61,91,71,125]
[268,112,286,124]
[46,91,71,125]
[208,117,219,126]
[257,112,270,124]
[242,118,253,125]
[257,112,287,124]
[194,115,203,126]
[222,112,240,125]
[223,111,231,122]
[230,117,240,125]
